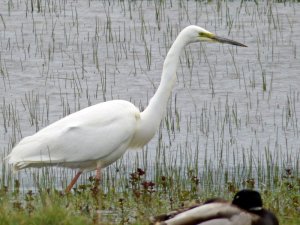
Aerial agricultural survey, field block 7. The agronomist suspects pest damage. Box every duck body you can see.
[151,190,279,225]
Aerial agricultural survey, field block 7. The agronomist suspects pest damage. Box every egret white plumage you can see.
[7,25,246,192]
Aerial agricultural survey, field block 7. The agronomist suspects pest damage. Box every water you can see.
[0,1,299,187]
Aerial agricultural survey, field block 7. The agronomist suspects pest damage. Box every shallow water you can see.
[0,1,299,188]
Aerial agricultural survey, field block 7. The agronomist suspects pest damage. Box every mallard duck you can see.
[151,190,279,225]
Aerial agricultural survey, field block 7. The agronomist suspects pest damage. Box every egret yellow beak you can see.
[200,32,247,47]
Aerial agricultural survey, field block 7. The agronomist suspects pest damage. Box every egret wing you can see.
[8,100,140,170]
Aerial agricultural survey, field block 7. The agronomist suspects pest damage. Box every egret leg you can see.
[95,166,101,181]
[65,171,82,193]
[94,166,101,187]
[94,166,102,224]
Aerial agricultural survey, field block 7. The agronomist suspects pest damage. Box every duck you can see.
[151,189,279,225]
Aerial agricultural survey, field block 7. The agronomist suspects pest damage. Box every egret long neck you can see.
[140,31,190,136]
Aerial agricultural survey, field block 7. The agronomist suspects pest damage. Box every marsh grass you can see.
[0,163,299,225]
[1,143,300,224]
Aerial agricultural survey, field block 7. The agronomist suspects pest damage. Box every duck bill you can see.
[212,35,247,47]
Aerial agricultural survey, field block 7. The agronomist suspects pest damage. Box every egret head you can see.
[184,25,247,47]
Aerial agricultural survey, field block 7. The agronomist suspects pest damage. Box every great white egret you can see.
[151,189,279,225]
[7,25,246,192]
